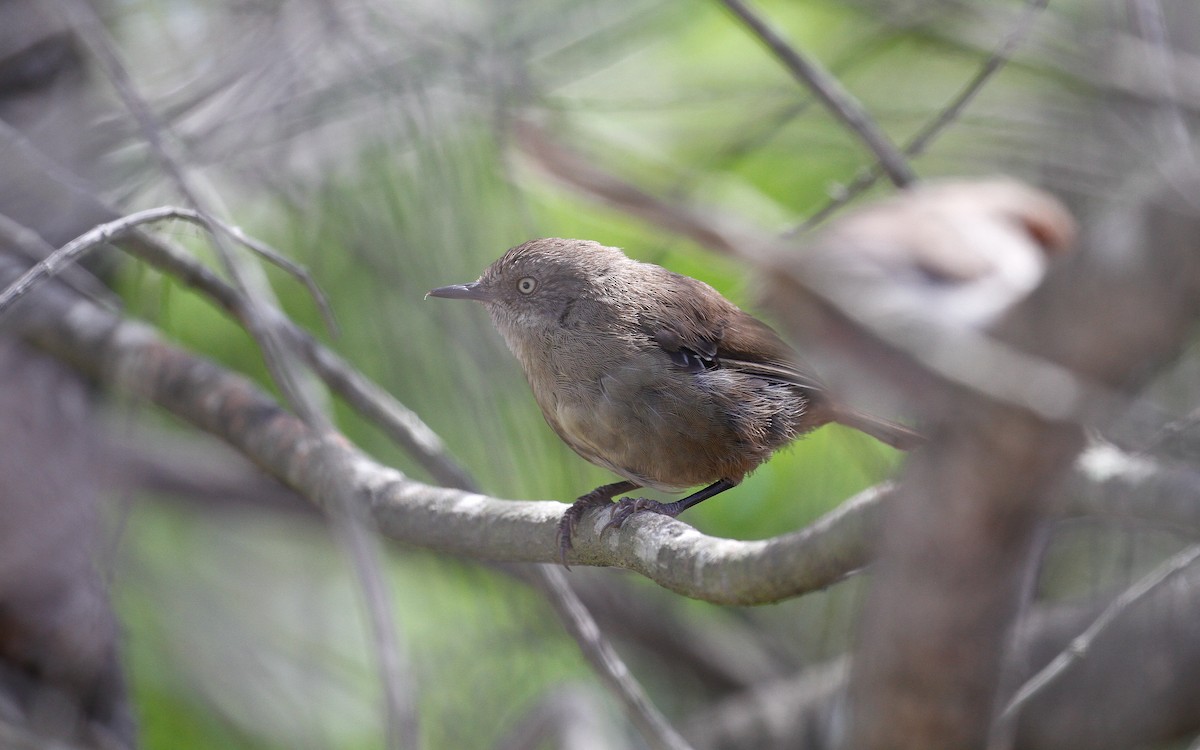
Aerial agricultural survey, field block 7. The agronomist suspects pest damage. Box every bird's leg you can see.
[557,480,639,566]
[604,478,739,532]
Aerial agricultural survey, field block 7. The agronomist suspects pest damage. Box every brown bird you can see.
[428,238,920,563]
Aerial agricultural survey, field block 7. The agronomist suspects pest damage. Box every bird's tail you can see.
[830,406,924,451]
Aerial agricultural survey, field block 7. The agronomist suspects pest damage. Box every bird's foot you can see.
[603,497,680,532]
[556,481,638,568]
[556,497,607,566]
[560,479,733,565]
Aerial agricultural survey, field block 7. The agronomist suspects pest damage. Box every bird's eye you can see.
[517,276,537,295]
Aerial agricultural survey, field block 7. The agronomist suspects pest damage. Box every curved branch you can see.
[15,253,1200,606]
[8,248,878,604]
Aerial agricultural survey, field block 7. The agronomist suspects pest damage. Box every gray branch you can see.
[12,259,1200,606]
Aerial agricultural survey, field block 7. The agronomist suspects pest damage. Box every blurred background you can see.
[3,0,1199,748]
[111,3,899,747]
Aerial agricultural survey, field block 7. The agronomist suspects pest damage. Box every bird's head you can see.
[427,238,628,333]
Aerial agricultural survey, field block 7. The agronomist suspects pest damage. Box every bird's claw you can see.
[557,498,662,566]
[603,497,667,531]
[556,506,587,568]
[556,486,630,568]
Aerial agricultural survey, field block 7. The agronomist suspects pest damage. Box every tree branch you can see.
[993,543,1200,745]
[685,563,1200,750]
[831,162,1200,748]
[0,203,477,492]
[535,565,695,750]
[8,245,1200,615]
[795,0,1051,231]
[0,198,695,748]
[6,247,870,603]
[716,0,915,187]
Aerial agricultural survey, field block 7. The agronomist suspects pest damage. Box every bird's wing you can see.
[637,271,826,392]
[712,311,827,392]
[635,269,923,449]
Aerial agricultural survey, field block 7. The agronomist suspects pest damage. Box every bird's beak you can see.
[426,281,489,301]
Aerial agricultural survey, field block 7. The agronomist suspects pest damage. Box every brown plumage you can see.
[428,238,920,562]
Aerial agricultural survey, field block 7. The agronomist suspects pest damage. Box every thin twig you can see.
[0,213,119,311]
[123,228,476,490]
[0,206,328,327]
[993,543,1200,742]
[717,0,915,187]
[513,120,760,257]
[213,221,340,338]
[901,0,1051,162]
[0,206,181,316]
[53,0,320,426]
[0,207,297,319]
[1143,404,1200,459]
[535,566,695,750]
[0,204,476,491]
[678,29,906,188]
[794,0,1050,232]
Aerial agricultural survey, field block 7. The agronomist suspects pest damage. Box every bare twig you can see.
[491,684,629,750]
[213,221,340,338]
[682,657,848,749]
[0,207,179,315]
[992,543,1200,745]
[1145,405,1200,462]
[795,0,1050,231]
[0,206,331,326]
[902,0,1050,164]
[0,213,119,311]
[57,0,323,427]
[716,0,915,187]
[121,226,478,491]
[536,566,695,750]
[513,120,760,257]
[0,202,476,491]
[680,28,907,185]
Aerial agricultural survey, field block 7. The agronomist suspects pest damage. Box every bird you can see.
[794,179,1077,331]
[427,238,921,563]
